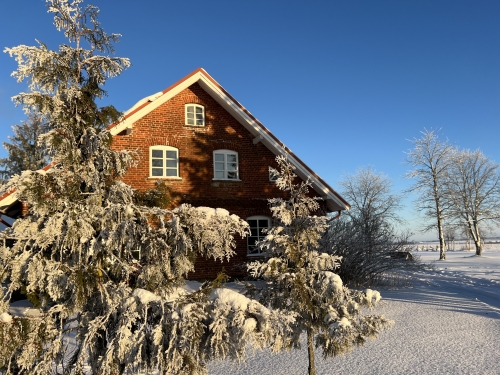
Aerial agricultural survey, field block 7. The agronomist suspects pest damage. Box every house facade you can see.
[0,68,350,278]
[108,68,349,278]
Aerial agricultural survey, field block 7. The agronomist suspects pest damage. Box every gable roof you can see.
[1,69,349,215]
[108,68,349,212]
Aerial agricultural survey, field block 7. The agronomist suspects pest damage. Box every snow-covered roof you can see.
[108,68,350,212]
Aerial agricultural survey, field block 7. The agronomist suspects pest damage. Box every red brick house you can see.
[0,68,350,278]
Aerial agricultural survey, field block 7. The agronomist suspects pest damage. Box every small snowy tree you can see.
[0,1,295,374]
[0,113,49,181]
[247,156,392,375]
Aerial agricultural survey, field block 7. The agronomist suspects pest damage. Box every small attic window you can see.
[185,104,205,126]
[269,167,279,182]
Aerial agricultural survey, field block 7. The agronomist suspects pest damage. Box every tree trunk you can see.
[433,175,446,260]
[307,328,316,375]
[467,219,483,256]
[473,223,483,256]
[437,215,446,260]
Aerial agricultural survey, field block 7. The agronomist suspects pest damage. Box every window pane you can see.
[227,154,237,163]
[248,237,257,246]
[167,160,177,168]
[214,154,224,162]
[250,228,258,236]
[196,107,203,114]
[187,118,194,125]
[227,171,237,179]
[215,171,224,179]
[166,151,177,159]
[258,219,269,227]
[187,106,194,113]
[166,169,177,177]
[152,168,163,176]
[187,112,194,119]
[227,163,237,171]
[152,159,163,167]
[269,169,278,181]
[152,150,163,158]
[214,162,225,170]
[248,220,257,227]
[196,118,203,126]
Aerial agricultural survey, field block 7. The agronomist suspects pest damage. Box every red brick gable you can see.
[112,82,331,278]
[112,82,289,205]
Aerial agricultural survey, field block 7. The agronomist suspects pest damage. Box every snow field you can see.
[208,247,500,375]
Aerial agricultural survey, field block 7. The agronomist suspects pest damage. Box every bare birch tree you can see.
[444,149,500,256]
[405,129,455,260]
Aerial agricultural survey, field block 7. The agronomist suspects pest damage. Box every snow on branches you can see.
[0,1,295,374]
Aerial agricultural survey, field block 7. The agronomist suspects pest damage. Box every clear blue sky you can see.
[1,0,499,240]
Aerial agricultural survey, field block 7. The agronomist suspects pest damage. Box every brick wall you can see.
[112,83,325,279]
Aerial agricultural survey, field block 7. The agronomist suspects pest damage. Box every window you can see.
[269,166,279,182]
[213,150,239,180]
[185,104,205,126]
[247,216,270,255]
[150,146,179,177]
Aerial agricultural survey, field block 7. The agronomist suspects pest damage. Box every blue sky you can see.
[1,0,499,240]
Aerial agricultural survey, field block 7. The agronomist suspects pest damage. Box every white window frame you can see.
[213,150,239,180]
[150,145,180,178]
[246,216,271,256]
[185,104,205,126]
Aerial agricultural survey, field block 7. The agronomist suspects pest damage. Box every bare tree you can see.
[443,227,456,251]
[339,167,403,248]
[445,149,500,255]
[323,167,419,285]
[405,129,455,260]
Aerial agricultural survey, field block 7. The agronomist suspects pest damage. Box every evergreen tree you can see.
[0,113,49,181]
[247,156,392,375]
[0,1,293,374]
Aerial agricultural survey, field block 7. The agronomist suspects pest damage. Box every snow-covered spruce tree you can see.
[0,113,50,182]
[246,156,392,375]
[0,1,294,374]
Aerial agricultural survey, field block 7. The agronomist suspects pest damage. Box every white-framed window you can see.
[247,216,270,255]
[150,145,179,178]
[269,166,279,182]
[185,104,205,126]
[213,150,239,180]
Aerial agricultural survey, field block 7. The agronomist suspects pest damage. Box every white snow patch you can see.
[322,271,343,292]
[0,312,12,323]
[366,289,381,303]
[210,288,251,311]
[133,288,161,304]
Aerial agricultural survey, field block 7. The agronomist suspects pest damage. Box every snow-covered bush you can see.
[246,156,393,375]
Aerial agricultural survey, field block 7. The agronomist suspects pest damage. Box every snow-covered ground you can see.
[209,246,500,375]
[8,246,500,374]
